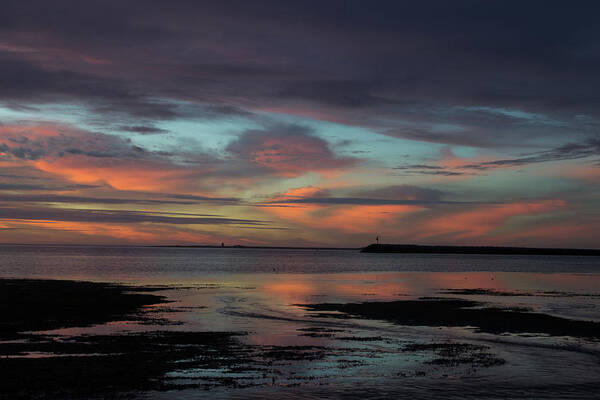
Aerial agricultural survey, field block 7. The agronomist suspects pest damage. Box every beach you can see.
[1,246,600,399]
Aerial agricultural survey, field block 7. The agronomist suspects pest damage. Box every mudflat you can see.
[300,298,600,338]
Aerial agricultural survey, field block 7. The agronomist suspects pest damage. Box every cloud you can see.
[0,182,98,191]
[0,123,144,160]
[260,185,459,234]
[278,80,387,108]
[0,55,180,119]
[267,197,467,206]
[226,124,356,177]
[0,206,266,226]
[415,200,568,241]
[0,121,354,192]
[356,185,445,201]
[0,142,45,160]
[33,156,200,191]
[0,0,599,151]
[268,186,331,201]
[264,184,485,207]
[118,125,169,135]
[0,122,221,191]
[0,193,239,206]
[393,164,472,176]
[264,201,420,234]
[168,194,239,203]
[463,137,600,169]
[396,137,600,176]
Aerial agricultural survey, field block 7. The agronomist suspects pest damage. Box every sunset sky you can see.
[1,1,599,247]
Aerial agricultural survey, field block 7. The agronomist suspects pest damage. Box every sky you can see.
[0,0,599,247]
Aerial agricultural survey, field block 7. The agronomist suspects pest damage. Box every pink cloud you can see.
[227,126,355,178]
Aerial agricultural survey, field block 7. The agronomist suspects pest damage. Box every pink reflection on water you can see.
[32,272,600,341]
[257,272,514,303]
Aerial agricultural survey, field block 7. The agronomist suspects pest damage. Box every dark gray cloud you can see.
[265,184,488,207]
[278,80,388,108]
[464,137,600,169]
[0,123,163,162]
[265,197,475,206]
[0,55,181,119]
[397,170,469,177]
[393,165,472,176]
[170,194,239,203]
[0,142,45,160]
[118,125,169,135]
[356,185,445,201]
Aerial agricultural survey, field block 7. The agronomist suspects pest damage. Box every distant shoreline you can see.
[361,243,600,256]
[149,245,360,251]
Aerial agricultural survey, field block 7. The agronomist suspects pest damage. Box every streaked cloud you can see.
[0,206,267,226]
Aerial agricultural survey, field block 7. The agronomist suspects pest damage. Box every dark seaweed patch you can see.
[336,336,384,342]
[403,342,505,368]
[442,288,600,298]
[301,298,600,338]
[0,331,257,398]
[0,278,168,339]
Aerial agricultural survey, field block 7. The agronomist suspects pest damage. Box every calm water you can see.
[1,245,599,281]
[2,245,600,399]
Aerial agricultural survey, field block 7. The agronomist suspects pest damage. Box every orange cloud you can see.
[0,123,209,191]
[0,124,68,138]
[419,199,567,240]
[263,186,420,233]
[33,156,195,191]
[3,219,215,244]
[271,186,330,201]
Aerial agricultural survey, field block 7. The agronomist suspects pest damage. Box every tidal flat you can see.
[2,264,600,399]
